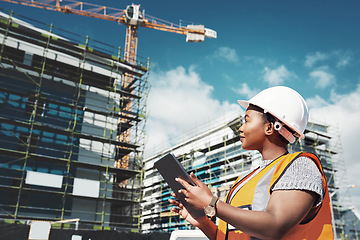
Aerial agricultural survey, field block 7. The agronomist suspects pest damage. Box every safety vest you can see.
[216,152,333,240]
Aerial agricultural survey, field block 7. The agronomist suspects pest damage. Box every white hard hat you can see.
[237,86,309,143]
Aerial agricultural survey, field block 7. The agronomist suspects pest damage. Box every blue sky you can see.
[2,1,360,212]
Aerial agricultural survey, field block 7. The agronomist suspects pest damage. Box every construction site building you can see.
[0,10,149,231]
[142,114,359,239]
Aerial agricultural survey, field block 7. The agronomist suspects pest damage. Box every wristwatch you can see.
[204,196,219,217]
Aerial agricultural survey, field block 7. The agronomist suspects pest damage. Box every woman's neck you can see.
[260,145,288,160]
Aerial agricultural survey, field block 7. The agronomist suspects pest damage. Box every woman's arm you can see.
[176,172,317,240]
[216,189,317,239]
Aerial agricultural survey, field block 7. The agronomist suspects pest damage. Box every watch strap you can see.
[209,196,219,207]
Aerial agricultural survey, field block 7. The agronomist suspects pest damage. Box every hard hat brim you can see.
[237,100,250,110]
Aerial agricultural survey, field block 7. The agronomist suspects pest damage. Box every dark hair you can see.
[248,104,274,123]
[248,104,290,144]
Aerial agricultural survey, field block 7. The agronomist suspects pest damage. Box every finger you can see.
[171,192,178,198]
[178,188,188,197]
[171,207,181,214]
[175,177,192,190]
[190,172,203,187]
[168,198,180,207]
[173,187,190,201]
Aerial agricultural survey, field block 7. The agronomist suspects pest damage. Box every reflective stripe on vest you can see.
[216,152,333,240]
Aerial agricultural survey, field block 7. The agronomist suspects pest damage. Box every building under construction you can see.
[1,5,359,240]
[142,114,360,239]
[0,10,149,232]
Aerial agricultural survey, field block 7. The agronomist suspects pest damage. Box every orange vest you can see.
[216,152,333,240]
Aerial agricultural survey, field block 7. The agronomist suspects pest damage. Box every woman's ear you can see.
[264,122,275,136]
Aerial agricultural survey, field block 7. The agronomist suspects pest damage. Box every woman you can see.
[169,86,333,240]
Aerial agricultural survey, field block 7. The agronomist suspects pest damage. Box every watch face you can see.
[204,206,216,217]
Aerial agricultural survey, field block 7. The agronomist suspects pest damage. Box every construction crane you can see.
[0,0,217,172]
[0,0,217,65]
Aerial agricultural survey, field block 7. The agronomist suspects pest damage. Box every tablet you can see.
[154,153,205,218]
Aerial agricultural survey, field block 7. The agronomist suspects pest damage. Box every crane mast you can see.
[1,0,217,173]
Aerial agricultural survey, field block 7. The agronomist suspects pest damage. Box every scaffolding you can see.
[142,113,358,238]
[142,114,260,232]
[0,10,149,231]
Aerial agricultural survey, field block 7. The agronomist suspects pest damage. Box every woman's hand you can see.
[169,191,218,240]
[168,172,213,226]
[176,172,214,210]
[168,193,207,227]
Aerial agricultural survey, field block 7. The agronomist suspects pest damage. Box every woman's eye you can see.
[240,118,246,126]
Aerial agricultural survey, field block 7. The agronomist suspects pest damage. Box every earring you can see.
[274,121,282,131]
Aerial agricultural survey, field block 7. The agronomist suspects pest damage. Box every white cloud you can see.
[213,46,239,64]
[263,65,296,86]
[336,55,351,69]
[144,66,239,155]
[306,95,329,109]
[305,50,353,69]
[308,84,360,211]
[308,68,336,88]
[305,52,328,68]
[232,82,259,99]
[333,50,353,69]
